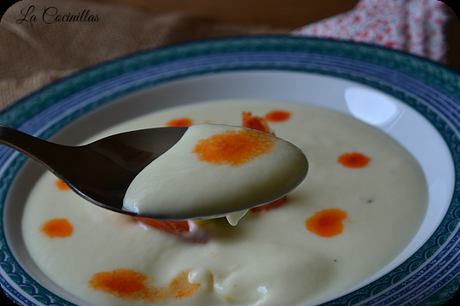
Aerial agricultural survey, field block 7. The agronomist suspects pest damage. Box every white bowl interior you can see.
[3,71,455,304]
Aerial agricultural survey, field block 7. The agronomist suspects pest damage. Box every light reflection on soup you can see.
[22,100,428,306]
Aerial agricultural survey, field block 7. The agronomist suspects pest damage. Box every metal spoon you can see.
[0,124,187,217]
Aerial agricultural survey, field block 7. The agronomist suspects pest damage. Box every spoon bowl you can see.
[0,124,187,217]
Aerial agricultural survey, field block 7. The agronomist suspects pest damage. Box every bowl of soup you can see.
[1,36,459,306]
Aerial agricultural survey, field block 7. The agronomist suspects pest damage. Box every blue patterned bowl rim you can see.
[1,36,460,306]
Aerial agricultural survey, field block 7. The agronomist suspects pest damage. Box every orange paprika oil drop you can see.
[89,269,149,299]
[306,209,348,237]
[338,152,370,168]
[192,129,275,167]
[40,218,73,239]
[242,112,272,134]
[264,110,291,122]
[166,117,193,127]
[164,271,201,299]
[55,179,70,190]
[89,269,200,302]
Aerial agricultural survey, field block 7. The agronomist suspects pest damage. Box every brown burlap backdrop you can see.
[0,0,288,110]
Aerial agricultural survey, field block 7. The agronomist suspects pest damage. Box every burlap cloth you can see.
[0,0,289,111]
[1,0,458,112]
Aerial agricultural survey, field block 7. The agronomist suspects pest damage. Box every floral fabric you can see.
[293,0,449,63]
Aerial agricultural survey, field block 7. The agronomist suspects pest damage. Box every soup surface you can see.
[22,100,428,306]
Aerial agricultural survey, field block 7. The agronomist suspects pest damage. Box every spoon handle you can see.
[0,124,69,173]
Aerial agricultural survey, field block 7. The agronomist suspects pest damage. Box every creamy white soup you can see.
[22,100,428,306]
[123,123,308,220]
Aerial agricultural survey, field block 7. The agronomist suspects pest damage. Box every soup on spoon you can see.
[123,123,309,221]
